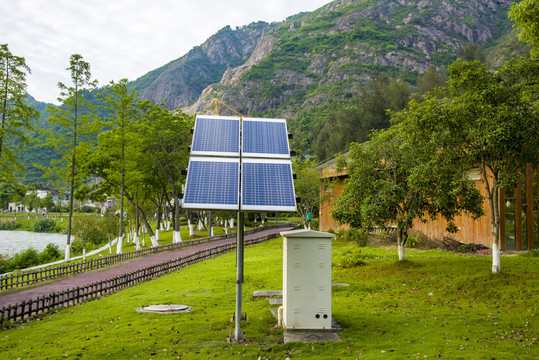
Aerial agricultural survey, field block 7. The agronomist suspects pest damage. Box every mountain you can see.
[134,0,520,113]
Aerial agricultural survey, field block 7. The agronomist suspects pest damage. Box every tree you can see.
[410,59,538,272]
[44,54,97,261]
[0,182,15,209]
[292,155,327,229]
[138,103,192,243]
[99,79,141,252]
[41,193,55,212]
[22,190,41,213]
[0,44,38,181]
[509,0,539,58]
[333,118,484,261]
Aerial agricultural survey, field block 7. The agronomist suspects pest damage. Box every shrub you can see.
[333,246,366,268]
[72,214,119,248]
[0,218,19,230]
[33,219,57,233]
[8,248,40,270]
[40,243,62,263]
[337,228,368,246]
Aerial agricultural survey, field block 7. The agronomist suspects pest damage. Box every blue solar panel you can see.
[242,118,290,158]
[241,159,296,212]
[191,115,240,156]
[182,157,239,210]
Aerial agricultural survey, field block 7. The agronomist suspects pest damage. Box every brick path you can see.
[0,226,293,309]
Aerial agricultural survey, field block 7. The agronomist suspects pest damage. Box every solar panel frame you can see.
[191,115,241,157]
[182,156,240,210]
[241,118,291,159]
[240,158,297,212]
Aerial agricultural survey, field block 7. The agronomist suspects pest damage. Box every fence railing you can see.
[0,232,277,323]
[0,223,295,291]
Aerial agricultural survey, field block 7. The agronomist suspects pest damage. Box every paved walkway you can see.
[0,226,293,309]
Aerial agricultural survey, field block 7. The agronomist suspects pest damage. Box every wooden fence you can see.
[0,232,277,323]
[0,223,294,291]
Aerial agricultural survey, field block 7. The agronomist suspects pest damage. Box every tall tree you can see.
[411,59,538,273]
[509,0,539,58]
[138,103,192,243]
[99,79,141,252]
[0,44,38,181]
[333,118,484,261]
[44,54,97,261]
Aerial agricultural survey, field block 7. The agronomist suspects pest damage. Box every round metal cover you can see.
[136,304,192,314]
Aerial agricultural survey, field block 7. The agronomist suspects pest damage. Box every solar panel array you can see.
[182,115,296,212]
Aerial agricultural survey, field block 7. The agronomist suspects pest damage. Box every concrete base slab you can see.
[269,298,283,306]
[253,290,282,298]
[284,330,341,343]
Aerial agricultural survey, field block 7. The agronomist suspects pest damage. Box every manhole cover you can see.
[136,304,192,314]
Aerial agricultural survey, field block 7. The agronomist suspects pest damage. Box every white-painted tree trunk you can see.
[198,219,203,230]
[156,229,160,241]
[230,218,234,228]
[224,226,228,234]
[108,242,112,254]
[173,230,182,243]
[492,241,500,273]
[65,244,71,262]
[116,235,123,254]
[134,234,140,250]
[398,244,405,261]
[150,235,159,247]
[189,223,195,236]
[83,248,86,261]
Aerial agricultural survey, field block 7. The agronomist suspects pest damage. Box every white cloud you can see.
[1,0,329,104]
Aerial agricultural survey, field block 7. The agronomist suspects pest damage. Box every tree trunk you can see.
[124,193,157,245]
[397,227,407,261]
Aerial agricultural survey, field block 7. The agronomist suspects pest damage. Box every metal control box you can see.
[281,229,335,329]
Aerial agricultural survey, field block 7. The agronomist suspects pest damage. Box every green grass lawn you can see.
[1,239,537,359]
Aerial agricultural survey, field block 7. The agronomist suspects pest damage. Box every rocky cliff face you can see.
[130,21,279,109]
[133,0,518,116]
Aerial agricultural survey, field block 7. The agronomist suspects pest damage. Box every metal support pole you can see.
[234,211,244,341]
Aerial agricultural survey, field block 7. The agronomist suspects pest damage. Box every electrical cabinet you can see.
[281,229,335,329]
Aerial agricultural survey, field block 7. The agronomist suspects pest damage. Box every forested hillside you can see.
[130,0,525,160]
[24,0,528,184]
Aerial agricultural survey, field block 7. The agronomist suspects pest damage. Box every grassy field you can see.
[0,238,537,359]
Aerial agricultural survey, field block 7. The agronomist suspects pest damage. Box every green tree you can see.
[43,54,97,261]
[0,44,38,181]
[0,182,15,209]
[292,155,327,229]
[99,79,141,252]
[509,0,539,58]
[411,58,538,273]
[22,190,41,213]
[138,103,192,243]
[41,193,55,212]
[333,119,484,261]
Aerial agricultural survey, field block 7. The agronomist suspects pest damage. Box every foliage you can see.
[332,245,367,268]
[0,44,39,181]
[71,214,118,247]
[408,58,539,272]
[0,243,62,273]
[0,218,18,230]
[292,155,325,228]
[337,228,368,247]
[41,54,98,260]
[332,117,484,261]
[33,218,56,233]
[509,0,539,58]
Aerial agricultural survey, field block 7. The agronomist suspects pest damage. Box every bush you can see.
[72,214,119,248]
[0,243,64,273]
[8,248,40,270]
[337,228,368,246]
[332,245,366,268]
[0,218,19,230]
[40,243,62,263]
[33,219,57,233]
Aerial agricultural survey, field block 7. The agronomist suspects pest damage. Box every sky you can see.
[1,0,330,104]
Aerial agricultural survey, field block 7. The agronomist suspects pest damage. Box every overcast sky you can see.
[1,0,330,104]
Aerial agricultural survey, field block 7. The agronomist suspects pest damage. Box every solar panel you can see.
[182,157,239,210]
[242,118,290,158]
[191,115,240,156]
[240,158,297,212]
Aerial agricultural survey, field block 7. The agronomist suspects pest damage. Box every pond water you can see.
[0,231,67,257]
